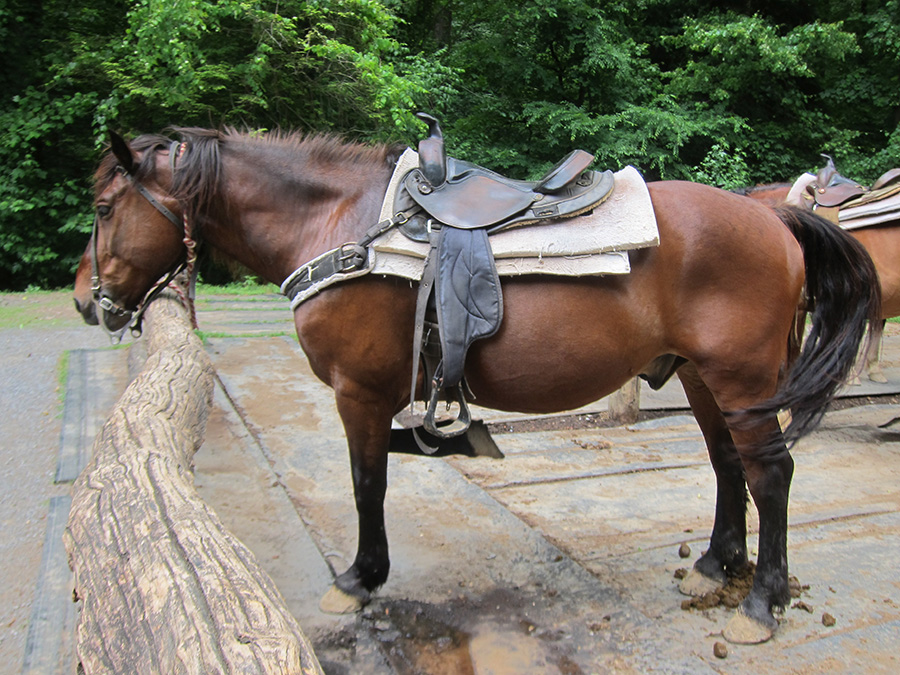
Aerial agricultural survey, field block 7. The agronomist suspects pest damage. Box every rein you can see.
[92,141,197,341]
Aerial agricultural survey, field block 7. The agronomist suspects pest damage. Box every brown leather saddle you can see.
[807,154,900,210]
[398,114,614,446]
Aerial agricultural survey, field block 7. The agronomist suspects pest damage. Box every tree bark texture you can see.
[64,292,323,674]
[608,377,641,425]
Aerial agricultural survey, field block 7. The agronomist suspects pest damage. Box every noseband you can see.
[91,142,195,340]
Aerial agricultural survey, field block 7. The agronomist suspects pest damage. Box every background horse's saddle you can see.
[808,154,900,208]
[400,114,614,443]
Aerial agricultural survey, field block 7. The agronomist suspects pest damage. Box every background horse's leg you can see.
[866,319,887,383]
[676,364,749,596]
[320,387,395,614]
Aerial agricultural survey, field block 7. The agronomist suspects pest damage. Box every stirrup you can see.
[423,382,472,439]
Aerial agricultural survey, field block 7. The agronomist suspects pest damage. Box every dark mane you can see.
[233,127,405,167]
[96,126,406,223]
[93,134,172,197]
[167,127,224,220]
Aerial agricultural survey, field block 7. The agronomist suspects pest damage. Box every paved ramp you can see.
[37,294,900,673]
[200,326,900,673]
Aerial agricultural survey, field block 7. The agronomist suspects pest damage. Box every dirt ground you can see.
[4,291,900,673]
[0,292,110,670]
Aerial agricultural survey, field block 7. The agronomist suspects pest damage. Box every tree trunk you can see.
[608,377,641,425]
[64,292,323,674]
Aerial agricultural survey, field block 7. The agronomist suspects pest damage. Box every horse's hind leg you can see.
[722,414,793,644]
[681,361,794,643]
[677,364,749,596]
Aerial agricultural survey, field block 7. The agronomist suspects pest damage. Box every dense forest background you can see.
[1,0,898,289]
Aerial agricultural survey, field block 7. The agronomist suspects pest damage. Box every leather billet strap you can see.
[280,207,420,310]
[409,234,439,427]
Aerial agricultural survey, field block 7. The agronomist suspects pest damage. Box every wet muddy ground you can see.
[10,292,900,673]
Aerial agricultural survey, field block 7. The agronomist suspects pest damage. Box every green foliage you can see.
[0,0,443,289]
[692,143,751,190]
[2,0,899,289]
[96,0,426,136]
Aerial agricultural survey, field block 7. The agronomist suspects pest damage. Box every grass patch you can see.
[0,290,76,330]
[195,329,293,343]
[56,351,70,411]
[196,280,280,297]
[0,303,30,328]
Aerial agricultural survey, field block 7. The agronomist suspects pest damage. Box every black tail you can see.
[747,206,881,448]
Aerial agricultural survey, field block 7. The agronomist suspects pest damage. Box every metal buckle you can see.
[98,295,130,317]
[337,243,367,271]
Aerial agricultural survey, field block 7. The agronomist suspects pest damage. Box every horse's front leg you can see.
[319,385,395,614]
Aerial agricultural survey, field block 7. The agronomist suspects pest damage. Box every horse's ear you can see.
[110,131,135,174]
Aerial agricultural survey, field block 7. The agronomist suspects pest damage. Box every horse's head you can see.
[74,131,188,336]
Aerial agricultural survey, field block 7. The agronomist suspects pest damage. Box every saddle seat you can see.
[407,149,610,227]
[398,114,613,240]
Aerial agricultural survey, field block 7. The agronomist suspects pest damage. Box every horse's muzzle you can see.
[74,297,100,326]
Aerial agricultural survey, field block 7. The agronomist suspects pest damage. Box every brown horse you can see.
[740,179,900,382]
[74,128,880,644]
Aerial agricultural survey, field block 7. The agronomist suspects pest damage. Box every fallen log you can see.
[64,291,323,674]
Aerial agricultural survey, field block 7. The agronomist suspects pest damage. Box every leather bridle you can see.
[91,142,193,340]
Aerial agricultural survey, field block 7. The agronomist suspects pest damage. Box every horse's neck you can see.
[209,150,393,286]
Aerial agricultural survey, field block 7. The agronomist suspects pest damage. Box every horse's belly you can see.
[461,279,663,415]
[465,361,641,415]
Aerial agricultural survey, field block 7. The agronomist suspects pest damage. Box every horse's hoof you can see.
[868,371,888,384]
[723,607,775,644]
[679,568,724,597]
[319,585,366,614]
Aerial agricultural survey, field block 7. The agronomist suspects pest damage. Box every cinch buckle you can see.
[337,243,367,271]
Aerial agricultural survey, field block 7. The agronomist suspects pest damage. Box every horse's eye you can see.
[97,205,111,218]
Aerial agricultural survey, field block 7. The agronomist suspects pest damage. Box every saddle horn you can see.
[817,153,857,188]
[416,112,447,187]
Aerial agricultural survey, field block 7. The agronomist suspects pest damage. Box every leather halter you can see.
[91,142,190,340]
